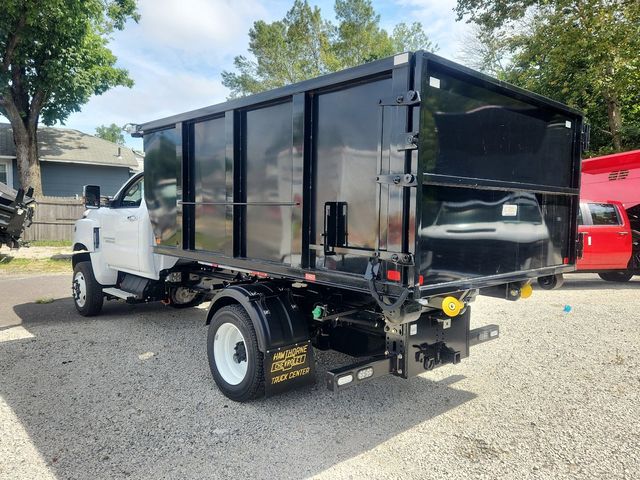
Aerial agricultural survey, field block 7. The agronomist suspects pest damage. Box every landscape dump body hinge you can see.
[378,89,421,106]
[376,173,417,187]
[394,132,419,151]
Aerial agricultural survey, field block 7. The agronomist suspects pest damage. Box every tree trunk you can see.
[605,93,623,151]
[12,123,43,198]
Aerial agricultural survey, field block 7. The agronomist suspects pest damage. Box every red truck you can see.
[576,150,639,282]
[538,149,639,288]
[577,199,637,281]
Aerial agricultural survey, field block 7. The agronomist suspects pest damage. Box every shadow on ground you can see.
[559,275,639,291]
[2,297,476,479]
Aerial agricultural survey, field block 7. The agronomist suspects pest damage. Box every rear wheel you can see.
[168,287,204,309]
[72,261,103,316]
[537,273,564,290]
[207,305,264,402]
[598,271,633,282]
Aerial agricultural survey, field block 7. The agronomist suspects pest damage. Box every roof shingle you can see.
[0,123,138,168]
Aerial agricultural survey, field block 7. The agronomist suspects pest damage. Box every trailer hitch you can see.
[413,342,461,371]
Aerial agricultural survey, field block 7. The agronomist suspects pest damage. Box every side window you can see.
[588,203,620,225]
[120,178,143,208]
[577,207,583,225]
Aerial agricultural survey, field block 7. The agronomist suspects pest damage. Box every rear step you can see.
[326,324,500,391]
[469,324,500,347]
[103,287,138,301]
[326,356,391,391]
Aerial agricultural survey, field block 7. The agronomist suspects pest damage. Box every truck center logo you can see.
[270,344,308,373]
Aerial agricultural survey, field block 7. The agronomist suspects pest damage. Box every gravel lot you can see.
[1,273,639,479]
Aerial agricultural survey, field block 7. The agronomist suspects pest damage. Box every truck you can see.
[579,150,640,282]
[72,51,585,402]
[537,149,640,287]
[0,183,34,249]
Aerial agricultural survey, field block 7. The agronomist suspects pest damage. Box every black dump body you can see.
[139,51,583,302]
[0,183,34,248]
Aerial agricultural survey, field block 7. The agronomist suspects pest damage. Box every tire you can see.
[598,271,633,282]
[537,273,564,290]
[72,261,104,316]
[168,287,204,309]
[207,305,264,402]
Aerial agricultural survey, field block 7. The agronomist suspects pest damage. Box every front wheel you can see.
[598,271,633,282]
[72,261,103,316]
[207,305,264,402]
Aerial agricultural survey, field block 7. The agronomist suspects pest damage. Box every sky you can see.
[18,0,471,151]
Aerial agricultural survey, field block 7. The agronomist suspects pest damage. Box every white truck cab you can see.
[72,173,205,315]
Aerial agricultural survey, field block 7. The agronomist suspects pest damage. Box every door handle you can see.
[127,215,137,221]
[618,231,629,235]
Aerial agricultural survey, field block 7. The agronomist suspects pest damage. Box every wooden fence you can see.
[22,196,85,242]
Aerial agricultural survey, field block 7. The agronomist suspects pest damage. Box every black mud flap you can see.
[208,282,317,397]
[265,340,316,396]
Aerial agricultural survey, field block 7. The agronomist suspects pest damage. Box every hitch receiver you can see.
[414,342,461,371]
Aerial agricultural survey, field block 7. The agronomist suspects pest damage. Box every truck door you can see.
[579,202,631,269]
[312,76,395,274]
[576,203,594,269]
[101,176,143,272]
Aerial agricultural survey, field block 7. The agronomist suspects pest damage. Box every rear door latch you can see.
[376,173,417,187]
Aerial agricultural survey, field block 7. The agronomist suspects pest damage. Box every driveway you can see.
[1,274,639,479]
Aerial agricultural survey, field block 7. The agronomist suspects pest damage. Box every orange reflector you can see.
[387,270,401,282]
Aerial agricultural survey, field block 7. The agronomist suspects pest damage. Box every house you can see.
[0,123,139,197]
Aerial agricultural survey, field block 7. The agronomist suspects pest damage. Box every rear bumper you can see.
[417,265,576,298]
[326,312,500,391]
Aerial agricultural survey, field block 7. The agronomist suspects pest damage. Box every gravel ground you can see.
[1,273,639,479]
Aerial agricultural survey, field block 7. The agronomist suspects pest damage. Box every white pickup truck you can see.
[72,172,210,315]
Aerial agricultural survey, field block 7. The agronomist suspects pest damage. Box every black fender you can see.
[206,282,309,352]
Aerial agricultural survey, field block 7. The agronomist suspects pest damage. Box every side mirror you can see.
[84,185,101,209]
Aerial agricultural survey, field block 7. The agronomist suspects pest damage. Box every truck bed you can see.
[138,51,584,301]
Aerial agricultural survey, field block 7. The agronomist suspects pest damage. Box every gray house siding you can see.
[41,163,132,196]
[11,160,131,196]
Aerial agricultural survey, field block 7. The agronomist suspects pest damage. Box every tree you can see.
[391,22,437,55]
[330,0,394,69]
[0,1,139,197]
[96,123,125,145]
[222,0,437,98]
[222,0,331,97]
[456,23,507,77]
[455,0,640,154]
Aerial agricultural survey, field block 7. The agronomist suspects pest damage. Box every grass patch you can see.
[28,240,72,247]
[0,255,72,274]
[35,297,55,304]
